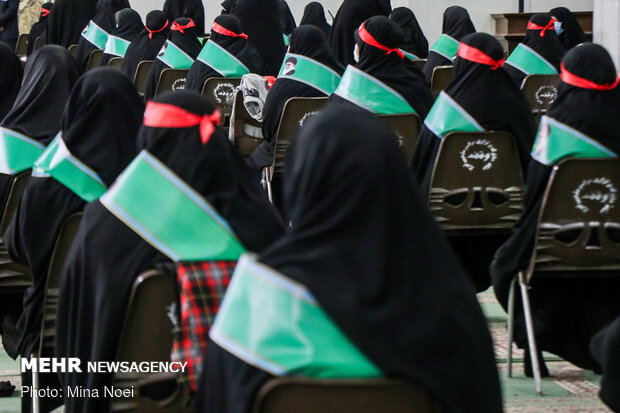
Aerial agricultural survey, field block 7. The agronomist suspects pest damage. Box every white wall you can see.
[594,0,620,66]
[129,0,592,47]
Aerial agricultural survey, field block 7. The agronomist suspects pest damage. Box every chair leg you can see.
[506,279,516,378]
[266,180,273,205]
[32,353,40,413]
[519,280,543,396]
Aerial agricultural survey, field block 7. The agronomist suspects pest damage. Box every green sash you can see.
[424,91,484,139]
[532,116,618,165]
[210,254,383,377]
[157,41,195,69]
[0,127,46,175]
[333,65,416,114]
[32,134,107,202]
[100,150,246,262]
[81,20,109,50]
[103,35,131,58]
[505,44,558,76]
[400,49,419,60]
[429,34,459,61]
[283,33,289,46]
[196,40,250,77]
[278,53,342,95]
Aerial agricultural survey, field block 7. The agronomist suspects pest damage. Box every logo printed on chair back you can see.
[298,111,320,127]
[573,178,617,214]
[172,78,186,91]
[535,85,557,105]
[213,83,236,106]
[460,139,498,172]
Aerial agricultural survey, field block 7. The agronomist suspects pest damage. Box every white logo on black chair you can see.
[213,83,236,106]
[535,85,557,105]
[573,177,617,214]
[172,78,186,91]
[460,139,498,172]
[298,111,320,127]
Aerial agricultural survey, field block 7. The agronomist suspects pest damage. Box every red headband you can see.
[527,19,556,37]
[560,63,620,91]
[146,19,169,39]
[144,101,221,145]
[41,7,51,17]
[357,23,405,59]
[171,19,195,34]
[212,22,248,39]
[457,42,505,70]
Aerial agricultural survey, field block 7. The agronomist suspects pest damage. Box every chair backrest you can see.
[155,68,189,97]
[430,65,454,100]
[428,131,524,234]
[68,44,78,58]
[15,34,28,57]
[229,89,264,157]
[271,97,329,175]
[377,114,421,164]
[526,158,620,283]
[520,74,560,123]
[33,36,43,52]
[38,212,83,355]
[108,57,124,69]
[252,378,443,413]
[111,269,189,412]
[134,60,154,95]
[0,172,31,235]
[411,59,427,72]
[86,49,103,71]
[201,77,241,127]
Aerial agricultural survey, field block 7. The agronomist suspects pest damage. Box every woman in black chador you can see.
[0,43,22,121]
[195,106,503,413]
[55,90,283,413]
[6,67,143,413]
[99,8,144,66]
[390,6,428,58]
[328,16,432,118]
[121,10,171,81]
[26,2,52,56]
[163,0,205,36]
[422,6,475,83]
[229,0,285,75]
[75,0,130,71]
[492,43,620,374]
[503,13,564,86]
[412,33,536,292]
[0,46,79,212]
[299,2,330,39]
[549,7,587,50]
[143,17,202,101]
[250,25,343,170]
[185,14,266,91]
[328,0,391,66]
[45,0,97,48]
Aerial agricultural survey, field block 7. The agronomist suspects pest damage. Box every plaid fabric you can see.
[173,260,236,393]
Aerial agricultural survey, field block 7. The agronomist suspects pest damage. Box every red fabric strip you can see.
[457,43,505,70]
[212,22,248,39]
[560,63,620,91]
[527,19,556,37]
[144,101,221,145]
[357,23,405,59]
[41,7,51,17]
[147,19,169,39]
[171,19,196,34]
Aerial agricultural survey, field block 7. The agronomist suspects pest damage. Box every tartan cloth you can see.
[173,260,237,393]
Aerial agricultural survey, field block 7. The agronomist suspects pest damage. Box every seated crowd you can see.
[0,0,619,412]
